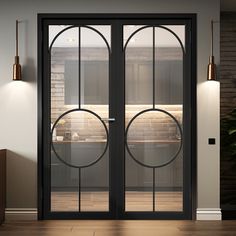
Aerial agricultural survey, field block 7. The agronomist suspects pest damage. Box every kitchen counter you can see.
[53,139,181,144]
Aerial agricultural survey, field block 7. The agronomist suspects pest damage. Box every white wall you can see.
[0,0,220,216]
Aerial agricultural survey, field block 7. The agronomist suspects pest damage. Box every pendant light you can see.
[207,20,217,81]
[13,20,22,81]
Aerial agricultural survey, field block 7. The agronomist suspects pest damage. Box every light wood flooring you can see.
[1,220,236,236]
[51,191,182,212]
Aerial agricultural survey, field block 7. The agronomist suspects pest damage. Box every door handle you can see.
[101,118,116,122]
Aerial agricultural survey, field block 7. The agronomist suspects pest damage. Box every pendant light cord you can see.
[211,20,213,57]
[16,20,18,57]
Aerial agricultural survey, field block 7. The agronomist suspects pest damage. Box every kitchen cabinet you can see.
[126,142,182,188]
[126,60,183,104]
[51,142,182,190]
[51,145,68,187]
[64,60,182,105]
[64,60,108,105]
[51,142,108,189]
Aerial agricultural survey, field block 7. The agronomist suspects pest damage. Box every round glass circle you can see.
[51,109,108,168]
[125,109,182,168]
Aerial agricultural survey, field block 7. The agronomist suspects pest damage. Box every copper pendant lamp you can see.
[13,20,22,80]
[207,20,217,81]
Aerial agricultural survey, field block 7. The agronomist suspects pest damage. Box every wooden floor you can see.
[1,220,236,236]
[51,191,182,212]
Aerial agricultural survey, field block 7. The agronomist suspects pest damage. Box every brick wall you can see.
[220,12,236,209]
[52,104,182,141]
[220,13,236,117]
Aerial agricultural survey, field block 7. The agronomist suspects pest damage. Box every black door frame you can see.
[38,13,197,220]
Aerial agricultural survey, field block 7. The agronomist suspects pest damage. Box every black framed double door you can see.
[38,14,196,220]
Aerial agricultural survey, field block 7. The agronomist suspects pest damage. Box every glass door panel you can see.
[50,25,110,212]
[124,25,184,212]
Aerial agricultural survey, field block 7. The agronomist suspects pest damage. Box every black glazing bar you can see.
[78,167,81,212]
[153,27,155,109]
[153,167,156,212]
[78,27,81,109]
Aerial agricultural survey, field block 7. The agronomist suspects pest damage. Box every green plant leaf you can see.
[221,108,236,159]
[229,129,236,135]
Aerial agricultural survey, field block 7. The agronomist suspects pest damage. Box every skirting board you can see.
[5,208,38,221]
[5,208,221,220]
[196,208,222,220]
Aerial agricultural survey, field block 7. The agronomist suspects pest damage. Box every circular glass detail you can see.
[125,108,182,168]
[51,109,108,168]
